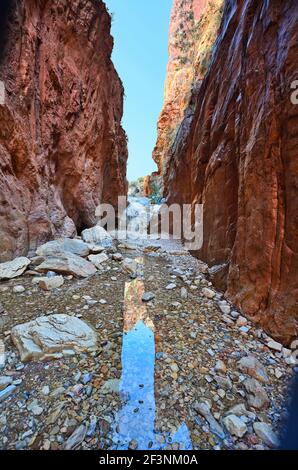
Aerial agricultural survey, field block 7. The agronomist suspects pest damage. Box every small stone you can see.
[244,378,270,410]
[275,368,283,379]
[214,360,227,374]
[88,253,109,269]
[236,316,248,327]
[267,339,283,352]
[223,415,247,438]
[128,439,138,450]
[41,385,50,396]
[238,355,269,383]
[39,276,64,291]
[142,292,155,302]
[64,424,87,450]
[290,339,298,351]
[180,287,188,299]
[112,253,123,261]
[215,375,232,390]
[0,384,16,402]
[13,285,25,293]
[170,363,179,373]
[27,399,43,416]
[202,288,215,299]
[218,301,231,315]
[0,376,13,391]
[253,422,279,448]
[166,283,176,290]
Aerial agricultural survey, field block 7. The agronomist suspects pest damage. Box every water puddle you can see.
[111,271,192,450]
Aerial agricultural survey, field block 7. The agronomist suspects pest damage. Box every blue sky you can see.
[104,0,172,182]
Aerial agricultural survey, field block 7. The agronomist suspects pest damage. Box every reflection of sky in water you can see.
[111,319,192,450]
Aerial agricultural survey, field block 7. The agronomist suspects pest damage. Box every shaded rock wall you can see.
[162,0,298,344]
[0,0,128,261]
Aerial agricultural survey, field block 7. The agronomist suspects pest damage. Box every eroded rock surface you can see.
[158,0,298,344]
[0,0,127,262]
[11,314,98,362]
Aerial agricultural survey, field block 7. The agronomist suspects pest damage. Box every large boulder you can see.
[0,257,31,280]
[11,314,98,362]
[36,252,97,278]
[36,239,89,257]
[81,226,113,248]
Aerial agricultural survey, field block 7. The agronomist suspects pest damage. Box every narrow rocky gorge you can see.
[152,0,298,345]
[0,0,297,453]
[0,0,127,262]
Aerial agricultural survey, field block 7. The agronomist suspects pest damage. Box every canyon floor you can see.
[0,199,296,451]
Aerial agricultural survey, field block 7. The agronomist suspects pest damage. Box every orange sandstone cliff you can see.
[158,0,298,344]
[0,0,128,261]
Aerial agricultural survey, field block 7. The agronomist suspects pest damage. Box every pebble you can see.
[142,292,155,302]
[202,288,215,299]
[223,415,248,438]
[267,339,283,352]
[41,385,50,396]
[13,286,25,294]
[27,400,43,416]
[0,376,13,391]
[166,283,176,290]
[0,384,16,402]
[253,422,279,448]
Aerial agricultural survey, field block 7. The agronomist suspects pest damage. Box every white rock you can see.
[65,424,87,450]
[236,316,248,327]
[223,414,248,438]
[202,288,216,299]
[39,276,64,291]
[267,339,283,352]
[81,226,113,248]
[0,376,13,391]
[166,283,176,290]
[13,285,25,293]
[11,314,98,362]
[238,355,269,383]
[290,339,298,351]
[87,253,109,269]
[36,238,89,257]
[253,422,279,448]
[0,257,31,280]
[218,301,231,315]
[180,287,188,299]
[214,360,227,374]
[87,244,105,253]
[27,399,43,416]
[36,252,96,278]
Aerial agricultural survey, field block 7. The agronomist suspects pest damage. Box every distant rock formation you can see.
[0,0,128,261]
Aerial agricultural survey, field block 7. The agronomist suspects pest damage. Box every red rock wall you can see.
[153,0,224,174]
[0,0,128,261]
[163,0,298,344]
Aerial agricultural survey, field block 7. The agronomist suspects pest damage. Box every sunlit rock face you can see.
[0,0,128,261]
[163,0,298,344]
[153,0,224,174]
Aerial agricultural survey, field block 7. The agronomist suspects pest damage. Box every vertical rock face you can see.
[161,0,298,344]
[0,0,128,261]
[153,0,224,174]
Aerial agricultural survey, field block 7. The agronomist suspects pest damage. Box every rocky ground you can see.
[0,204,297,450]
